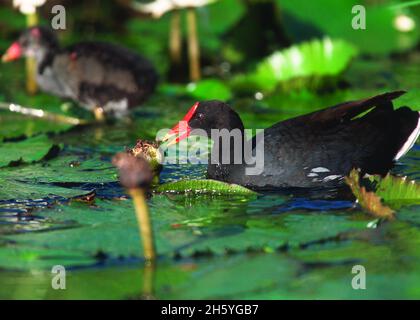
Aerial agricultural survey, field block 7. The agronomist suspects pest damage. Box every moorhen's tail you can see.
[307,91,420,175]
[267,91,420,187]
[391,107,420,160]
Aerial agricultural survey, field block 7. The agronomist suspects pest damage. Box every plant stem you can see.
[186,8,201,82]
[169,10,182,66]
[0,102,87,125]
[26,12,39,95]
[129,188,156,261]
[142,261,156,300]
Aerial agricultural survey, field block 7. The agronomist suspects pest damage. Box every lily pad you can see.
[0,195,369,266]
[0,245,95,270]
[0,154,117,185]
[0,135,61,167]
[0,150,116,202]
[369,174,420,208]
[231,38,358,93]
[0,179,92,202]
[0,112,72,141]
[0,254,296,299]
[155,179,256,195]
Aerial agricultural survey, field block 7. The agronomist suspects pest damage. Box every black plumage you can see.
[164,91,420,189]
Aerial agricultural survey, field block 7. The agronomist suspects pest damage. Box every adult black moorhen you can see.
[161,91,420,189]
[2,26,158,119]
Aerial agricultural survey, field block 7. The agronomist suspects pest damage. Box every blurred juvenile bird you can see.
[2,26,158,120]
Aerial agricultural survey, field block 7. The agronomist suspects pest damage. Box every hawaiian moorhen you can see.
[2,26,158,119]
[161,91,420,188]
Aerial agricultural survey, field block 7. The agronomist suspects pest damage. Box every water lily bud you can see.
[129,140,163,173]
[112,153,154,190]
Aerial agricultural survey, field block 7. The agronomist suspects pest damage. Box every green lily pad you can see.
[155,179,256,195]
[0,245,95,270]
[0,112,72,141]
[369,174,420,208]
[0,179,92,202]
[0,154,117,185]
[0,135,61,168]
[0,254,296,299]
[1,195,368,267]
[0,150,115,202]
[232,38,358,93]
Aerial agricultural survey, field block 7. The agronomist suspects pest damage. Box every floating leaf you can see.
[1,196,368,267]
[368,174,420,208]
[0,135,61,167]
[0,152,116,182]
[0,179,93,202]
[0,87,83,141]
[0,245,95,270]
[155,179,256,195]
[0,151,116,202]
[0,254,295,299]
[0,112,72,141]
[345,169,395,220]
[231,38,357,93]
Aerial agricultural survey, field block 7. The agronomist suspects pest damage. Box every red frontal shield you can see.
[161,102,199,146]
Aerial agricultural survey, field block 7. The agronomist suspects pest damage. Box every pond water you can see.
[0,56,419,299]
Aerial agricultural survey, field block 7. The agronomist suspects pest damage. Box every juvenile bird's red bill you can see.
[2,42,22,62]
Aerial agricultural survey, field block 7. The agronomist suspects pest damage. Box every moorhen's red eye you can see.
[197,113,205,120]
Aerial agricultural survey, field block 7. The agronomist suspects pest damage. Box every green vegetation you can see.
[0,0,419,299]
[155,179,257,195]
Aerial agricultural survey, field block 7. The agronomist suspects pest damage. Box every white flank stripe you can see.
[395,112,420,160]
[323,175,342,182]
[311,167,330,173]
